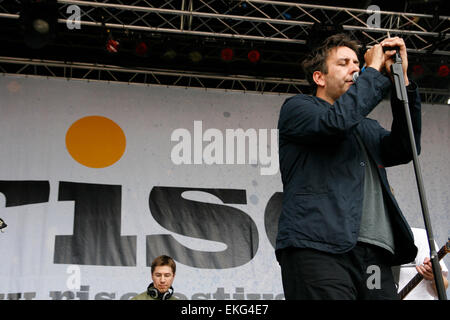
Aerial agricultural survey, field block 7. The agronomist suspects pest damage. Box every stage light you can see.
[189,50,203,63]
[20,0,58,49]
[33,19,50,34]
[162,48,177,61]
[437,65,449,77]
[106,39,119,53]
[247,49,261,63]
[135,41,149,57]
[105,29,119,53]
[411,64,424,77]
[221,48,234,62]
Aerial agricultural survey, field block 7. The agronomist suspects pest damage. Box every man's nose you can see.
[350,63,360,74]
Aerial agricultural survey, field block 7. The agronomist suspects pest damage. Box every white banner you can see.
[0,75,448,299]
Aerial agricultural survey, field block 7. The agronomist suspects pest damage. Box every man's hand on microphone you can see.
[364,44,385,72]
[381,37,409,86]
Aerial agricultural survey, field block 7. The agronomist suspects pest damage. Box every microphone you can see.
[352,66,366,82]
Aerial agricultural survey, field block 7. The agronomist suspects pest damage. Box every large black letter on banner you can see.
[0,181,49,206]
[54,181,136,266]
[264,192,282,249]
[147,187,259,269]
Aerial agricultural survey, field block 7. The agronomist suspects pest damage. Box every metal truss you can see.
[1,56,448,104]
[0,0,449,54]
[0,56,307,94]
[420,89,450,105]
[0,1,448,102]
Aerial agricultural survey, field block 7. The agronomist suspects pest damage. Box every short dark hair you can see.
[151,255,176,274]
[302,33,360,93]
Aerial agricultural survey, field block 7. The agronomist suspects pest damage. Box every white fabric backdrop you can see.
[0,75,448,299]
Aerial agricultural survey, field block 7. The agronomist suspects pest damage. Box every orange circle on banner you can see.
[65,116,126,168]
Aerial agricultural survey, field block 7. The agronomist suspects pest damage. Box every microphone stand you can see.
[390,51,447,300]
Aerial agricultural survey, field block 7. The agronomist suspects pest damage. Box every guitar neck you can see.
[398,242,448,300]
[399,272,423,300]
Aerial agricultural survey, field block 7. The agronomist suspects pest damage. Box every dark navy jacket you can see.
[276,67,421,266]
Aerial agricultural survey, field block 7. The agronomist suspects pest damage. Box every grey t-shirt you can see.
[356,133,395,254]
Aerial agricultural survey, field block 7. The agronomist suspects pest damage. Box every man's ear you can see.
[312,71,326,87]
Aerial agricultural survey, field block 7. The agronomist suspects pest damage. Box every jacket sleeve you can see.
[380,81,422,167]
[278,67,391,145]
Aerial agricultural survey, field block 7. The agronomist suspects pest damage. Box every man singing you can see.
[276,33,422,300]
